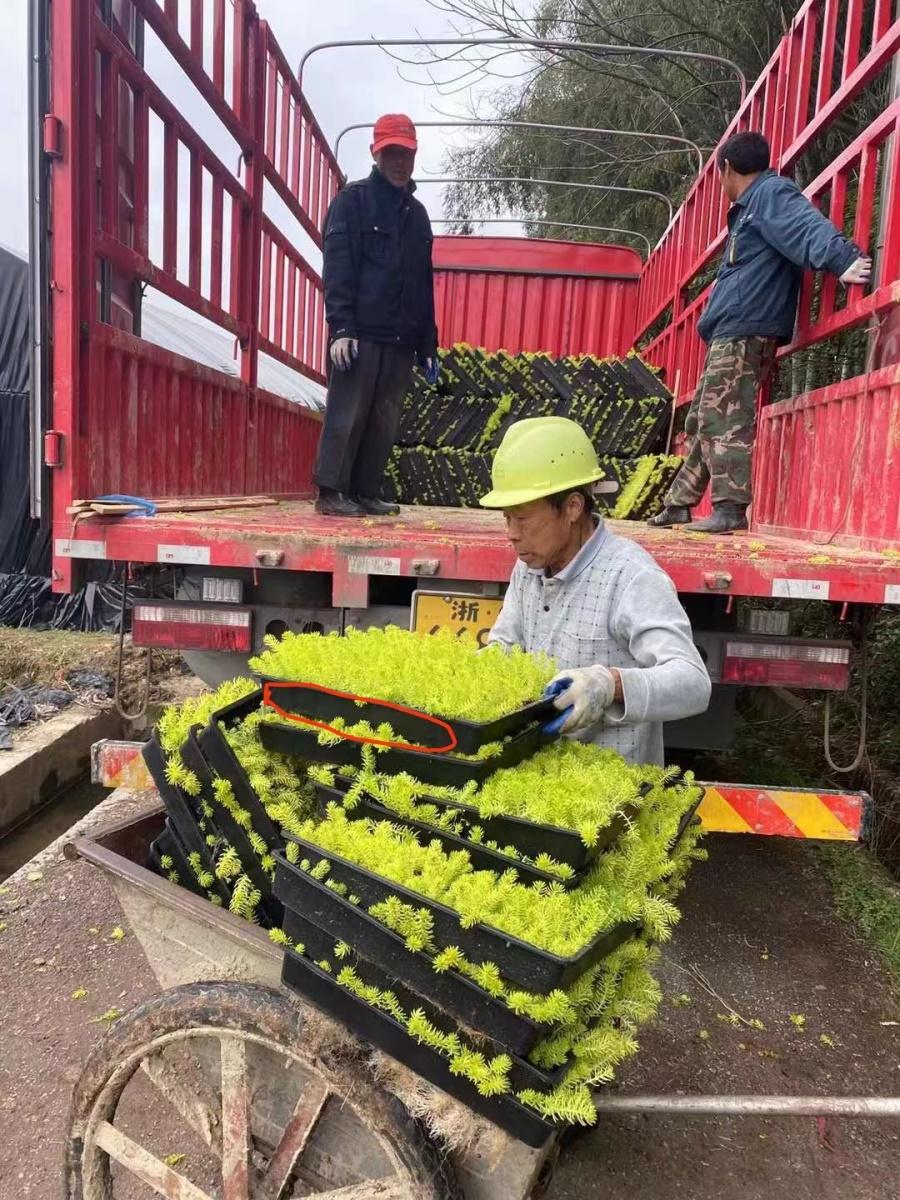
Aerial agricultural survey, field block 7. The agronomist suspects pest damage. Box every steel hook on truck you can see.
[114,565,152,724]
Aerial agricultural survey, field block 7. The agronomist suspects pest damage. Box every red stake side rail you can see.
[48,0,332,591]
[45,0,899,596]
[637,0,900,399]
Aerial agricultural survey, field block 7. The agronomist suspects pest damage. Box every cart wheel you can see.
[64,981,462,1200]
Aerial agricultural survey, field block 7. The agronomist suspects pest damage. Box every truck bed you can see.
[55,501,900,608]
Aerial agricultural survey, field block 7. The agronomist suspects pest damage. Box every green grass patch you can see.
[816,843,900,991]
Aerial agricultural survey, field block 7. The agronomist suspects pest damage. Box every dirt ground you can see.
[0,627,196,713]
[0,817,897,1198]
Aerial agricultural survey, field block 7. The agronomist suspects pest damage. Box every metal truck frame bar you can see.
[298,36,747,99]
[335,119,705,173]
[418,176,674,223]
[431,217,653,256]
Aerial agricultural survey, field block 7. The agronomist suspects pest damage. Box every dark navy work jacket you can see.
[322,167,438,359]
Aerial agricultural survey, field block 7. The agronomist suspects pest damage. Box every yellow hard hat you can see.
[479,417,615,508]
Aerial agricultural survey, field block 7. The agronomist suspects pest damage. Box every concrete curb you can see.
[0,705,125,841]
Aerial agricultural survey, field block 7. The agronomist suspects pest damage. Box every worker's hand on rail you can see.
[421,356,440,386]
[543,666,616,735]
[840,256,872,286]
[330,337,359,371]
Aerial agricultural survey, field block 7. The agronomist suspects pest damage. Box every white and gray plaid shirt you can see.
[488,520,711,765]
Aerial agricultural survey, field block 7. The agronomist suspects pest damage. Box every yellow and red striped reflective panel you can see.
[92,740,154,791]
[697,785,865,840]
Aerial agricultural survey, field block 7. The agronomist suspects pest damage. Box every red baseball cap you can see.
[372,113,418,154]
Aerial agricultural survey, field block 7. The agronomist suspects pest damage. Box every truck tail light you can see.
[132,602,252,652]
[722,640,850,690]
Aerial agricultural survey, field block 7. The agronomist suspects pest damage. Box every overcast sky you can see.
[0,1,515,261]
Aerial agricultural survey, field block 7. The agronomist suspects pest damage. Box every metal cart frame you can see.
[64,804,557,1200]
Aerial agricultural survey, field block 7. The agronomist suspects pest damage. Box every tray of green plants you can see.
[280,945,557,1147]
[142,735,232,895]
[281,908,567,1097]
[259,679,557,757]
[273,850,553,1055]
[317,741,656,873]
[148,821,208,900]
[200,691,283,850]
[279,826,640,993]
[310,779,580,889]
[250,628,556,732]
[258,717,550,788]
[179,729,284,926]
[149,677,319,928]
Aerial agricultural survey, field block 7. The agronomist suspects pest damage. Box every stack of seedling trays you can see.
[143,631,705,1143]
[383,447,682,519]
[389,344,677,515]
[142,682,307,929]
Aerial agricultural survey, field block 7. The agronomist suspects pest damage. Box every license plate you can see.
[411,591,503,648]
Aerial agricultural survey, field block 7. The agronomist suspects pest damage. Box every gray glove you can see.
[330,337,359,371]
[547,666,616,734]
[839,256,872,286]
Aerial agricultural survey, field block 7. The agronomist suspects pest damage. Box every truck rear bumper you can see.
[92,741,869,841]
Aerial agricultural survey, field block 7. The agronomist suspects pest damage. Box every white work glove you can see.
[545,666,616,734]
[839,256,872,286]
[330,336,359,371]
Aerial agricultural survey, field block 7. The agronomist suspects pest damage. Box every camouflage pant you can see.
[666,336,777,508]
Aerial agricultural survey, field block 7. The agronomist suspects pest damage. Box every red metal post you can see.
[162,121,178,276]
[210,177,224,309]
[133,88,149,259]
[213,0,226,96]
[50,0,97,591]
[189,149,203,294]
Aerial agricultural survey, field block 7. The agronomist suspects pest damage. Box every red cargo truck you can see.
[30,0,899,832]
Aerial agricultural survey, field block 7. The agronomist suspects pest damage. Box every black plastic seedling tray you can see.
[280,834,640,992]
[142,736,228,888]
[274,852,553,1056]
[280,950,557,1147]
[148,823,206,899]
[282,909,566,1096]
[181,728,283,928]
[323,775,640,873]
[263,677,561,754]
[313,783,580,890]
[203,691,281,850]
[672,792,704,850]
[259,718,550,788]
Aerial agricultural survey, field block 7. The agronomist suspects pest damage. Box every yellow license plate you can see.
[412,592,503,648]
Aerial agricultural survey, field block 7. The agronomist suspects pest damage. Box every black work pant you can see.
[313,340,415,498]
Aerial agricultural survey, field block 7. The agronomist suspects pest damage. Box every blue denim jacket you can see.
[697,171,861,344]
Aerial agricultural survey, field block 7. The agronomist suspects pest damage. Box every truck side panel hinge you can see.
[43,115,64,159]
[44,430,63,468]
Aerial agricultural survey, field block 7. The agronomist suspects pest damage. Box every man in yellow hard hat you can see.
[481,417,711,765]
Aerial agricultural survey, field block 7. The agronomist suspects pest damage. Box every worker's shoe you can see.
[315,489,366,518]
[647,504,691,528]
[355,496,400,516]
[686,501,749,534]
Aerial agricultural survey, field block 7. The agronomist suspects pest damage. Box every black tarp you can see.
[0,246,126,630]
[0,246,44,575]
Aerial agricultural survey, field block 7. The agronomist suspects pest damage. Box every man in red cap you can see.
[314,114,438,517]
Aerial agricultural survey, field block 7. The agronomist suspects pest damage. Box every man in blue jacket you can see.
[314,114,438,518]
[649,131,871,534]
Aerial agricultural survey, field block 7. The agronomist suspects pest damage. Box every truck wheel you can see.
[64,981,462,1200]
